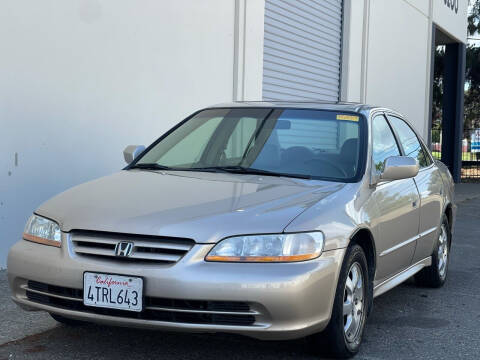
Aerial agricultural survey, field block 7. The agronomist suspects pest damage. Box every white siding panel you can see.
[263,0,343,101]
[263,58,338,84]
[266,1,342,40]
[263,70,339,95]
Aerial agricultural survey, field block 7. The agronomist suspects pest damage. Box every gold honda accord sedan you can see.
[8,102,455,358]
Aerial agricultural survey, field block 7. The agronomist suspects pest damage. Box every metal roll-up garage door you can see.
[262,0,343,101]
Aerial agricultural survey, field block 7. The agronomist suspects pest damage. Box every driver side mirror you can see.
[123,145,146,164]
[380,156,419,181]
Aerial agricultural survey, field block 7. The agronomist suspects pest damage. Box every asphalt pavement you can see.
[1,186,479,360]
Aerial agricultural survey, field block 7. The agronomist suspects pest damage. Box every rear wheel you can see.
[308,244,369,359]
[50,313,86,326]
[415,215,450,288]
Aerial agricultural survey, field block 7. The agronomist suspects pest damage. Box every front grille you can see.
[25,281,256,327]
[146,298,251,313]
[71,231,195,263]
[28,280,82,299]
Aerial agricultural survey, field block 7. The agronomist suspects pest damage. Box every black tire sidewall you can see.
[414,214,451,288]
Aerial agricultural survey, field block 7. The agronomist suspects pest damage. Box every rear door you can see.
[370,115,420,283]
[387,115,443,263]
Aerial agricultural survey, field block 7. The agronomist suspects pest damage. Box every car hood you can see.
[36,170,345,243]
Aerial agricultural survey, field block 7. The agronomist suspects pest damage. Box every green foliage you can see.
[433,0,480,133]
[468,0,480,36]
[432,48,445,128]
[465,0,480,131]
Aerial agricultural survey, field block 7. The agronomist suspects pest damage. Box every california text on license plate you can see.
[83,272,143,312]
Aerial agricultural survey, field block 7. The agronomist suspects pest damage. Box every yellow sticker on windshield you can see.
[336,114,359,122]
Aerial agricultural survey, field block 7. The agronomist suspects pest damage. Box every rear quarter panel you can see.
[411,164,444,263]
[435,160,456,231]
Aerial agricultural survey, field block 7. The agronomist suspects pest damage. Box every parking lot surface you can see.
[1,193,479,360]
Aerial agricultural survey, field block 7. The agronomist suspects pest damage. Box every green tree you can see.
[465,0,480,132]
[468,0,480,36]
[433,0,480,135]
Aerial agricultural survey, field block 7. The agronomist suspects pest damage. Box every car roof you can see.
[209,101,379,113]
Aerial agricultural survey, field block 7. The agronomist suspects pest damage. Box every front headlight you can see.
[205,232,324,262]
[23,214,62,247]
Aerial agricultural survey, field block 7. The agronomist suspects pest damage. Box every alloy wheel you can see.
[343,262,365,343]
[437,224,449,278]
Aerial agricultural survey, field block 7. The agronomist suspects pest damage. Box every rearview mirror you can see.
[123,145,146,164]
[380,156,419,181]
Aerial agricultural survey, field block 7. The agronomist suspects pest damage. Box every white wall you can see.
[0,0,264,268]
[404,0,430,16]
[343,0,431,135]
[342,0,430,135]
[342,0,466,140]
[341,0,366,103]
[365,0,431,136]
[433,0,468,43]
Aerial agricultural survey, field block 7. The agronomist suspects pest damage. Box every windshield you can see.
[133,108,365,181]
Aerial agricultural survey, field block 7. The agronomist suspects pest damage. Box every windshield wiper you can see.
[191,166,311,179]
[129,163,174,170]
[130,163,217,172]
[130,164,311,179]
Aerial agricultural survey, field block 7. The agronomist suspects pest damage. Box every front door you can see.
[370,115,420,283]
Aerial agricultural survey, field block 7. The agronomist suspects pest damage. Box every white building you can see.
[0,0,468,267]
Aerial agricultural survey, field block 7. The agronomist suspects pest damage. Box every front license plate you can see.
[83,272,143,312]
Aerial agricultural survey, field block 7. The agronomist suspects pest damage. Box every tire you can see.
[50,313,86,326]
[308,244,370,359]
[415,215,451,288]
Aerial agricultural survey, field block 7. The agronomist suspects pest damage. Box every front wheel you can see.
[308,244,369,359]
[415,215,451,288]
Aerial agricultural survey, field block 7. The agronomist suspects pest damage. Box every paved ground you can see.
[1,185,479,359]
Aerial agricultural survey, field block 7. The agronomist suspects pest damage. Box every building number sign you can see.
[444,0,459,14]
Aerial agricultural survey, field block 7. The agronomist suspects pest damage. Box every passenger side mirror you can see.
[380,156,419,181]
[123,145,146,164]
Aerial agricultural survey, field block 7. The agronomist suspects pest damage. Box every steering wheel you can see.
[306,158,348,178]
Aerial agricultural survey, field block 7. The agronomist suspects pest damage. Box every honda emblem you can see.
[115,241,134,257]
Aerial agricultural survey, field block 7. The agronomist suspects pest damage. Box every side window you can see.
[388,116,432,168]
[372,115,401,175]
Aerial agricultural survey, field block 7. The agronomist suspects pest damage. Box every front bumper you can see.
[7,235,345,340]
